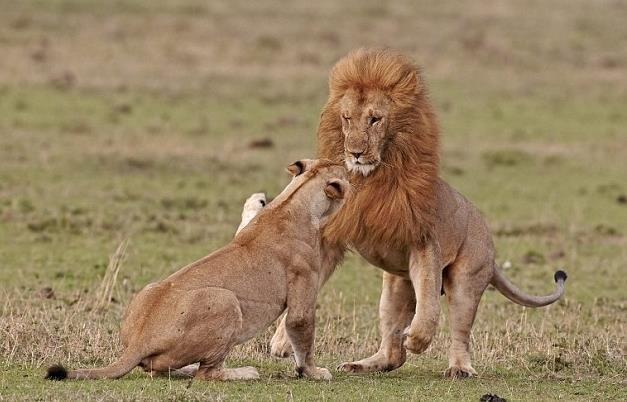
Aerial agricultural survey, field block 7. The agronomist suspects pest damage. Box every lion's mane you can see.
[317,48,440,249]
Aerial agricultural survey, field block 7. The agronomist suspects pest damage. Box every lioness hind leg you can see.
[442,262,491,379]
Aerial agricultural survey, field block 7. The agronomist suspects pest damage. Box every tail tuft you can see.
[554,270,568,283]
[45,365,68,381]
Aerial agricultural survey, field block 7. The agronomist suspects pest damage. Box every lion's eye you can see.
[368,116,381,126]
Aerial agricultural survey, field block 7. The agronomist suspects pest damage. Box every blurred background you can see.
[0,1,625,400]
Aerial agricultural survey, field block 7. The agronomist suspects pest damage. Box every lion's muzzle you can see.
[345,154,378,176]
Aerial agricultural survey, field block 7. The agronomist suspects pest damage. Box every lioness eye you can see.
[368,116,381,126]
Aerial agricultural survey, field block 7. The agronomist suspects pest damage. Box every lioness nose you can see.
[351,152,362,159]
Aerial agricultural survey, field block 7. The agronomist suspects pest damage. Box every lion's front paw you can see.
[337,362,361,373]
[444,365,477,379]
[337,351,404,374]
[403,326,435,355]
[270,325,293,358]
[298,367,332,381]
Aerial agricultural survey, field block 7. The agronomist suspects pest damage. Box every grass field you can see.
[0,0,625,400]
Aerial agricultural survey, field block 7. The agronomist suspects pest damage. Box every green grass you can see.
[3,363,625,401]
[1,0,626,400]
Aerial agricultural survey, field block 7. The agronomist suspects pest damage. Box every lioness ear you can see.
[324,179,345,200]
[286,160,305,176]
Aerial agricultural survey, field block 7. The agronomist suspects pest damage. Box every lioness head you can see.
[325,48,426,177]
[284,159,349,221]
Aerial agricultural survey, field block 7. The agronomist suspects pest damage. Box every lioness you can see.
[269,48,568,378]
[46,159,348,381]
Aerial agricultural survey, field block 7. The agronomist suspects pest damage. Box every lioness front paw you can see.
[298,367,332,381]
[403,326,435,355]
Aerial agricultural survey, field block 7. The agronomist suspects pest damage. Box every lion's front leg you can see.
[338,272,415,374]
[403,242,442,355]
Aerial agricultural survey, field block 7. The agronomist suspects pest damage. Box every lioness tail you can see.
[45,349,142,380]
[490,265,567,307]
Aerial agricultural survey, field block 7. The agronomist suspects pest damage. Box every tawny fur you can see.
[46,160,348,382]
[270,48,567,378]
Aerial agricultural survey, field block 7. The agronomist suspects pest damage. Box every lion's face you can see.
[339,88,392,176]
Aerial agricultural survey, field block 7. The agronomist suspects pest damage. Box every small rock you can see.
[617,194,627,205]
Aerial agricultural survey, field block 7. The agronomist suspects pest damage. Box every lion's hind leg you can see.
[442,259,492,378]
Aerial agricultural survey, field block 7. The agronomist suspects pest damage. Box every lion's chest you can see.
[351,241,410,278]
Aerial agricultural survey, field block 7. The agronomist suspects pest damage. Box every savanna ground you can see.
[0,0,625,400]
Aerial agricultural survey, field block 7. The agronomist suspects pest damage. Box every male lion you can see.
[46,160,348,382]
[270,48,568,378]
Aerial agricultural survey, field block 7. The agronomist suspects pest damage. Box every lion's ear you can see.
[286,160,305,176]
[324,179,346,200]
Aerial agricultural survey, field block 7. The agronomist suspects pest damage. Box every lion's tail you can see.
[490,265,568,307]
[45,348,143,381]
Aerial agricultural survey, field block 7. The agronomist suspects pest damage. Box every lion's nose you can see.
[350,152,363,160]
